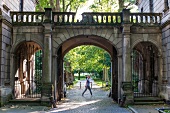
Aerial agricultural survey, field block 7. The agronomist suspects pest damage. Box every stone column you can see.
[52,55,57,101]
[157,54,165,97]
[121,9,133,105]
[10,53,15,88]
[118,54,122,102]
[41,8,53,106]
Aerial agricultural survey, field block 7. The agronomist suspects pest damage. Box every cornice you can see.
[0,8,12,28]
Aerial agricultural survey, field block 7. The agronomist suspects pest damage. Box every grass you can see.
[67,76,86,89]
[67,75,111,91]
[93,78,111,91]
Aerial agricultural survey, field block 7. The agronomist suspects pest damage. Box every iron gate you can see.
[132,45,158,97]
[14,42,42,98]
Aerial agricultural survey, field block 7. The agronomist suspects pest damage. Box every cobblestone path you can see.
[48,80,132,113]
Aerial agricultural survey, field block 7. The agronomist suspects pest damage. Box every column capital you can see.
[117,54,122,57]
[122,24,132,34]
[43,23,53,33]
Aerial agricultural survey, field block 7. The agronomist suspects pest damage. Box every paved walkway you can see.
[128,104,169,113]
[0,79,169,113]
[48,79,132,113]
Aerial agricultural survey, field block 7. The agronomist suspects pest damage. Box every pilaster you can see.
[121,9,133,105]
[118,54,122,101]
[41,8,53,106]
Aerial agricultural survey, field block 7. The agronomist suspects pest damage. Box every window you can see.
[164,0,169,12]
[149,0,153,12]
[141,7,143,13]
[19,0,23,11]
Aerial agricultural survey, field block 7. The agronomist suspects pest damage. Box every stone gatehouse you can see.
[0,0,170,107]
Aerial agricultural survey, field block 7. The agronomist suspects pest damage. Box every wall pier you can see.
[41,8,53,106]
[121,9,133,105]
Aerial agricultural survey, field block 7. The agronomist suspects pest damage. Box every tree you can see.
[36,0,86,12]
[36,0,137,12]
[118,0,136,12]
[64,45,111,79]
[89,0,137,12]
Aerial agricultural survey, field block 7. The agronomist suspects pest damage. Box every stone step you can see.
[134,97,165,105]
[134,97,163,101]
[9,98,41,106]
[134,101,165,105]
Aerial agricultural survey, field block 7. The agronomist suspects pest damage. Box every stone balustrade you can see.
[52,12,122,25]
[11,12,45,25]
[130,13,162,24]
[10,11,162,26]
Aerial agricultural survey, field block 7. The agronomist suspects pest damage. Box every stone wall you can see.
[0,0,36,106]
[0,8,12,106]
[137,0,170,100]
[137,0,165,13]
[1,0,35,11]
[0,22,11,85]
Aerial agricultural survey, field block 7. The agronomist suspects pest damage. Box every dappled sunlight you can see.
[48,78,113,113]
[1,108,8,112]
[50,99,102,112]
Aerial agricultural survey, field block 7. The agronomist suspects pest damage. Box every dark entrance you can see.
[14,42,42,99]
[132,42,159,97]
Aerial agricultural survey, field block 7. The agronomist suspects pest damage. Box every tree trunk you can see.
[118,0,124,12]
[56,0,60,12]
[62,0,65,12]
[50,0,55,11]
[78,71,80,80]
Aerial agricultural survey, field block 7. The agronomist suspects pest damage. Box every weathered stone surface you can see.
[0,1,169,107]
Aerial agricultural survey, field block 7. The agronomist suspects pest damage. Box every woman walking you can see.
[82,75,92,96]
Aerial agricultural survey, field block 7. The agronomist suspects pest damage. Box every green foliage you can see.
[36,0,52,11]
[64,45,111,77]
[89,0,137,12]
[34,50,42,93]
[34,70,42,93]
[93,78,111,91]
[164,110,170,113]
[36,0,137,12]
[90,0,118,12]
[36,0,86,12]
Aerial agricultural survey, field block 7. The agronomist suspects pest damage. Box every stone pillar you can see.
[41,8,53,106]
[10,53,15,88]
[157,54,164,97]
[118,54,122,102]
[52,55,57,101]
[121,9,133,105]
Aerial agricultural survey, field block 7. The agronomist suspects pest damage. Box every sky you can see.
[76,0,94,20]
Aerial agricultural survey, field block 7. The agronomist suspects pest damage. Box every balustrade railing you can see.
[130,13,162,24]
[10,11,162,26]
[11,12,45,24]
[53,12,76,24]
[81,12,121,24]
[52,12,121,25]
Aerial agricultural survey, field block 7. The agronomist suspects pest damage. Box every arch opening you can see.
[13,41,43,99]
[55,36,118,102]
[132,42,159,97]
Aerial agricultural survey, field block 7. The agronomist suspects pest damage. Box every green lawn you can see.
[68,75,111,91]
[93,78,111,91]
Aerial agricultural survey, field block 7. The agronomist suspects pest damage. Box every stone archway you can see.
[131,41,160,97]
[12,41,42,99]
[55,35,118,101]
